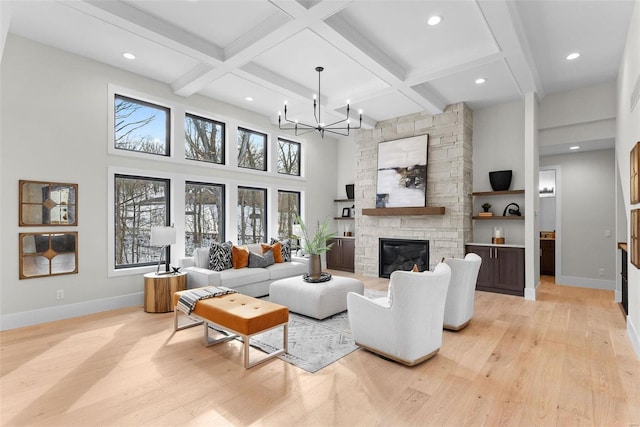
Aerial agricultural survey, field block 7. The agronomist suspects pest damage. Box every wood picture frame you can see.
[19,180,78,226]
[19,232,78,279]
[632,209,639,269]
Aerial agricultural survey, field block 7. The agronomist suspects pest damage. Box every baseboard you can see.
[555,275,615,291]
[524,280,539,301]
[0,292,143,331]
[628,316,640,361]
[615,290,622,303]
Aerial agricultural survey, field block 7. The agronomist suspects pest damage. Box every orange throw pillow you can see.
[261,242,283,263]
[231,245,249,269]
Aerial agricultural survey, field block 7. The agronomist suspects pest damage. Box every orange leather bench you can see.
[173,290,288,368]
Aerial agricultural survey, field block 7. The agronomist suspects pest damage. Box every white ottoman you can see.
[269,275,364,320]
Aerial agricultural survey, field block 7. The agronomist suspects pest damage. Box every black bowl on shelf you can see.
[489,170,512,191]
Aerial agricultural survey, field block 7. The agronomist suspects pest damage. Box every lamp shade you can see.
[150,226,176,247]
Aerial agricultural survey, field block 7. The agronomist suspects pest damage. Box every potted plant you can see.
[293,215,335,280]
[481,203,491,212]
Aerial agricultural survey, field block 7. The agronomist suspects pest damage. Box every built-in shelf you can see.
[472,190,524,196]
[334,199,354,203]
[362,206,445,216]
[472,215,525,220]
[334,217,355,220]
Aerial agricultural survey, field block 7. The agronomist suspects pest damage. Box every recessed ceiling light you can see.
[566,52,580,61]
[245,96,254,102]
[570,146,580,150]
[427,15,442,26]
[475,78,487,85]
[122,52,136,60]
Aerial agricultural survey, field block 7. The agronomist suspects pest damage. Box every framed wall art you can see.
[19,232,78,279]
[19,180,78,226]
[376,134,428,208]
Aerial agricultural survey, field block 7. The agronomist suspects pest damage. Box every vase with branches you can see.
[293,215,335,280]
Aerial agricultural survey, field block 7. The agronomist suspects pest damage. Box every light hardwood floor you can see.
[1,274,638,426]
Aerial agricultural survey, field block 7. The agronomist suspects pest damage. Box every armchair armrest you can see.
[347,292,393,349]
[182,266,222,288]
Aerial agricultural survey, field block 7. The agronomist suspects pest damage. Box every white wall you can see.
[616,0,640,359]
[540,150,616,289]
[0,35,337,329]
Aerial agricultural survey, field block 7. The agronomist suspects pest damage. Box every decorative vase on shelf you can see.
[345,184,355,200]
[489,170,512,191]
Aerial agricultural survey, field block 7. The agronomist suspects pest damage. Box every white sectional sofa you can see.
[179,243,308,297]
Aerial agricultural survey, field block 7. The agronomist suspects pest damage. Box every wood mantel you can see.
[361,206,445,216]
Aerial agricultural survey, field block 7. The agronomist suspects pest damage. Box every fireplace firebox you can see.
[379,238,429,278]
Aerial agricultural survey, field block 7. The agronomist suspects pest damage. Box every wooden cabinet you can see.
[540,239,555,275]
[327,238,355,272]
[466,245,525,296]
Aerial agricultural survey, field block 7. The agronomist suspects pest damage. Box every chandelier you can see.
[278,66,362,138]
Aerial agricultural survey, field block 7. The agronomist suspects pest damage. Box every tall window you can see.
[114,94,170,156]
[185,181,225,256]
[114,175,169,268]
[278,190,300,239]
[277,138,301,176]
[237,187,266,244]
[185,113,225,164]
[237,127,267,171]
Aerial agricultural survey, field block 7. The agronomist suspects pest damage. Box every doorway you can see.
[539,166,561,282]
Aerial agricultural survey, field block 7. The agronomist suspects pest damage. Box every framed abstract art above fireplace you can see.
[376,134,428,208]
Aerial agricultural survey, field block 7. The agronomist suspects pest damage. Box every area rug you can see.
[250,289,385,373]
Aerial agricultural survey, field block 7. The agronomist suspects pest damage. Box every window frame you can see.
[237,186,268,244]
[113,173,171,270]
[113,94,171,157]
[277,138,301,177]
[237,127,268,172]
[185,180,226,256]
[184,112,226,165]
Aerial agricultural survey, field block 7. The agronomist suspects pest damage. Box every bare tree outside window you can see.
[237,128,266,171]
[185,182,224,256]
[185,113,225,164]
[277,138,301,176]
[278,190,300,239]
[114,175,169,268]
[237,187,266,244]
[114,95,169,156]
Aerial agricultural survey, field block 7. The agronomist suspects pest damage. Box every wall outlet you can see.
[598,268,605,276]
[56,289,64,300]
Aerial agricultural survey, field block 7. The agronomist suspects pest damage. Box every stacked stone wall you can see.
[353,103,473,275]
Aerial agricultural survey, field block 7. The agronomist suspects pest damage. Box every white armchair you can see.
[347,263,451,366]
[442,253,482,331]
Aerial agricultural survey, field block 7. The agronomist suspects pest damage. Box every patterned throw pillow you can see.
[270,238,291,262]
[248,248,275,268]
[208,241,233,271]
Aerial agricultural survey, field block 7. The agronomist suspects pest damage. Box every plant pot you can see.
[308,254,322,281]
[489,170,512,191]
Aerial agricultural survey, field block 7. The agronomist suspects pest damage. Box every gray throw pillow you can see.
[208,241,233,271]
[248,249,275,268]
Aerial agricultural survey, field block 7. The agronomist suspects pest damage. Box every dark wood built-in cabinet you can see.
[540,239,555,275]
[466,244,525,296]
[327,238,355,273]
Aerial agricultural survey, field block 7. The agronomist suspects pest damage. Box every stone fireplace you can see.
[353,103,473,276]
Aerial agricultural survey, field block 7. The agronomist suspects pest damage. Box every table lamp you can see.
[150,226,176,274]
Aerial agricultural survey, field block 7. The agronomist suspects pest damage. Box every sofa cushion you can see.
[249,249,275,268]
[208,241,233,271]
[232,245,249,269]
[265,260,307,280]
[261,242,283,263]
[270,238,291,262]
[218,267,270,287]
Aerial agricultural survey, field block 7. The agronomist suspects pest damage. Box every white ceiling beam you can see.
[477,0,544,99]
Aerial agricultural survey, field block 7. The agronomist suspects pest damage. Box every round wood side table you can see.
[144,272,187,313]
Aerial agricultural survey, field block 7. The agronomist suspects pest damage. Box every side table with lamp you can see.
[144,226,187,313]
